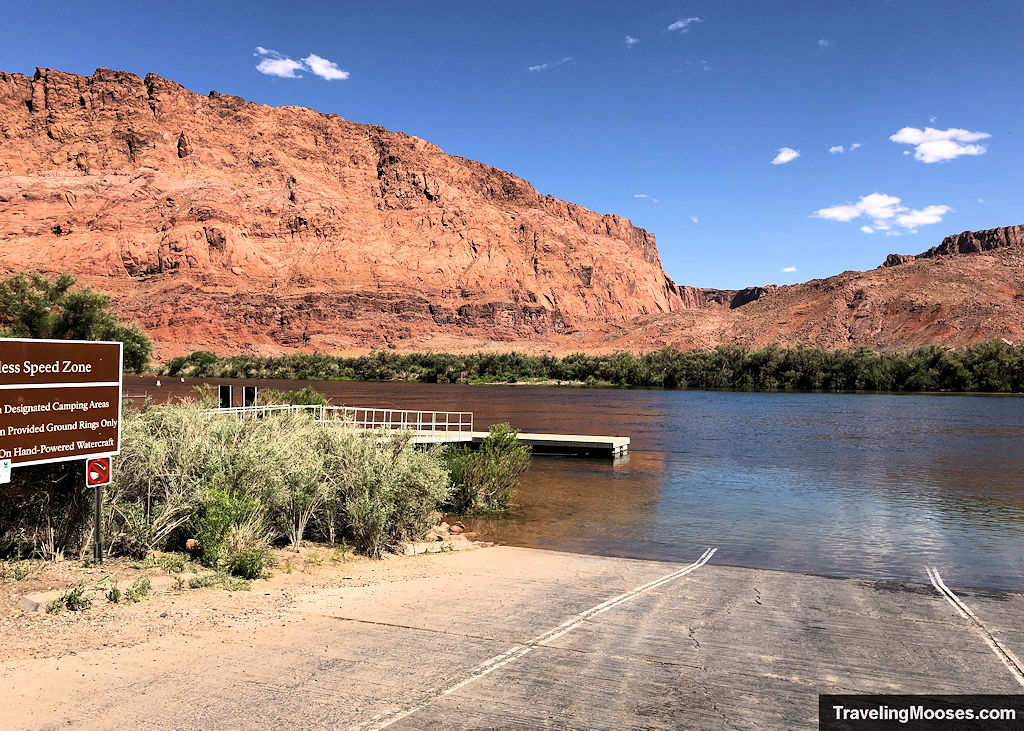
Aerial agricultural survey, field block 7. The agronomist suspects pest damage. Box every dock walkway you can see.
[206,404,630,458]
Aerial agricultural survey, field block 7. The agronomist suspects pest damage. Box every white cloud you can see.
[690,215,699,223]
[812,193,951,232]
[254,47,305,78]
[895,204,951,228]
[302,53,349,81]
[633,193,648,198]
[667,17,701,32]
[857,192,903,221]
[625,35,639,47]
[889,126,990,163]
[771,147,800,165]
[830,142,861,155]
[929,115,938,124]
[814,204,861,222]
[652,198,660,203]
[978,198,986,204]
[818,39,834,48]
[782,266,797,273]
[528,56,572,73]
[255,47,349,80]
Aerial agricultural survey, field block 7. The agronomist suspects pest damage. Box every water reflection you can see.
[125,377,1024,590]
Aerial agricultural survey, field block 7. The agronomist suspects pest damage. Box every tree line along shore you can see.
[162,341,1024,393]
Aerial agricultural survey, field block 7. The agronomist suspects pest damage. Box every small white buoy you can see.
[181,377,185,383]
[156,379,161,387]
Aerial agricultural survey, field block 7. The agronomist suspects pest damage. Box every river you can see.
[124,376,1024,590]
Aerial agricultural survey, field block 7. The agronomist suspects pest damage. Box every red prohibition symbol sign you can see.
[86,457,112,487]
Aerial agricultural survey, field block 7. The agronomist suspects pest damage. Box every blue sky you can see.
[2,1,1021,288]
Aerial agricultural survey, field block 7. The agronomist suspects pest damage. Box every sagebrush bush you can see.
[444,423,531,513]
[5,400,456,564]
[327,430,452,558]
[221,512,272,578]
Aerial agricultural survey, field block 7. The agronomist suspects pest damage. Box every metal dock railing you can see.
[205,404,474,440]
[204,404,627,457]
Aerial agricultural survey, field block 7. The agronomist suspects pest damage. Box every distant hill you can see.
[593,225,1024,352]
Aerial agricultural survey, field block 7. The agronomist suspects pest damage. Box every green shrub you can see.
[266,419,333,550]
[0,272,152,372]
[189,572,252,591]
[157,342,1024,393]
[220,512,272,578]
[260,386,329,406]
[0,559,37,582]
[105,404,216,552]
[124,575,151,602]
[224,548,269,579]
[444,423,531,513]
[0,460,90,560]
[194,489,263,568]
[3,400,455,563]
[47,585,92,613]
[157,553,191,574]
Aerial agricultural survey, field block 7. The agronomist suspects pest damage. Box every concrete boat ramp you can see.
[3,547,1022,730]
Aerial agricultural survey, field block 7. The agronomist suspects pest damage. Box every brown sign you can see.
[0,339,123,467]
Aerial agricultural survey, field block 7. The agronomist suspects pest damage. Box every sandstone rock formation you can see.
[0,67,729,357]
[596,224,1024,352]
[881,225,1024,267]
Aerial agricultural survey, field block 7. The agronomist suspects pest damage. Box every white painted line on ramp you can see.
[926,566,1024,688]
[351,547,718,730]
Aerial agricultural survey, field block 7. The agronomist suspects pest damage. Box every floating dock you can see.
[206,403,630,459]
[469,431,629,458]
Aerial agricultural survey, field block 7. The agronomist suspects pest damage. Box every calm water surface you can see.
[126,376,1024,590]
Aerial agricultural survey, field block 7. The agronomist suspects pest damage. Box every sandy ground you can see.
[0,545,472,663]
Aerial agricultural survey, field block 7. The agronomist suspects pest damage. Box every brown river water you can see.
[125,376,1024,591]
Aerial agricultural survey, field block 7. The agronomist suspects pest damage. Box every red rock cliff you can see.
[0,67,701,355]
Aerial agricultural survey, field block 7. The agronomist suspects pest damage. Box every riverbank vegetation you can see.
[0,402,530,568]
[443,424,532,513]
[162,340,1024,393]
